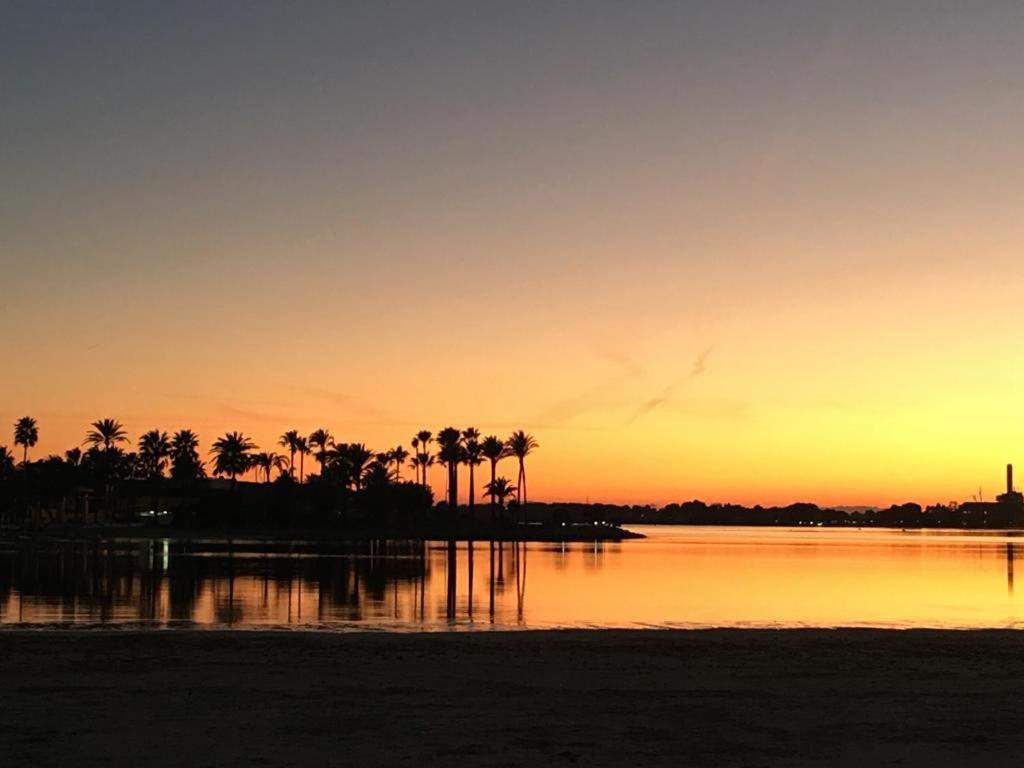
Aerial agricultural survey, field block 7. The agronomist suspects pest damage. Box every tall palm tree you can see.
[64,447,82,466]
[137,429,171,479]
[13,416,39,466]
[506,431,539,520]
[210,432,256,486]
[462,428,482,512]
[308,428,334,478]
[414,430,433,485]
[278,430,301,480]
[390,445,409,481]
[84,419,128,451]
[480,435,509,508]
[435,427,463,509]
[295,436,310,482]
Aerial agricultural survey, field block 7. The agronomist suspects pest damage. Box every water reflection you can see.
[3,527,1024,629]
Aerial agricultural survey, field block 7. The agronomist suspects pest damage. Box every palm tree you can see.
[13,416,39,466]
[278,430,301,479]
[480,435,508,509]
[137,429,171,479]
[210,432,256,486]
[84,419,128,451]
[342,443,374,491]
[64,447,82,466]
[462,428,482,512]
[272,453,289,480]
[484,477,517,510]
[308,428,334,478]
[252,452,271,482]
[0,446,14,476]
[506,431,539,521]
[170,429,204,482]
[252,451,289,483]
[295,436,310,482]
[413,430,433,485]
[435,427,463,509]
[390,445,409,481]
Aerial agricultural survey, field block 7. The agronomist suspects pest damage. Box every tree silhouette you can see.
[308,428,334,478]
[462,428,482,512]
[84,419,128,451]
[252,451,289,482]
[14,416,39,466]
[137,429,171,479]
[484,477,517,510]
[506,431,539,521]
[0,446,15,476]
[64,447,82,466]
[211,432,256,486]
[296,436,310,483]
[330,443,374,490]
[170,430,205,482]
[480,435,509,510]
[413,430,433,485]
[278,430,301,480]
[436,427,463,509]
[389,445,409,481]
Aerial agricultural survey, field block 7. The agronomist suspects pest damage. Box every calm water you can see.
[3,526,1024,630]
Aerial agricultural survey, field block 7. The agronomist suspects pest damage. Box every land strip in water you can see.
[2,629,1023,766]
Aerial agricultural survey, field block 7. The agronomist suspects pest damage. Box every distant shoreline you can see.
[0,521,645,544]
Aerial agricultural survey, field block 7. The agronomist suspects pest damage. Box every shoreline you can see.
[3,628,1024,766]
[0,522,645,544]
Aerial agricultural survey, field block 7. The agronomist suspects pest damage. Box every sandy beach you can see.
[2,629,1023,767]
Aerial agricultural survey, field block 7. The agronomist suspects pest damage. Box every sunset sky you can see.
[3,1,1024,506]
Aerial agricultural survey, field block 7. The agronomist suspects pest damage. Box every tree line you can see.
[1,416,539,521]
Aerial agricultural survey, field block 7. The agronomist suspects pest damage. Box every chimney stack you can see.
[1008,464,1014,495]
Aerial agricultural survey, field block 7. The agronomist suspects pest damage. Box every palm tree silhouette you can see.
[480,435,509,509]
[0,446,15,476]
[211,432,256,486]
[484,477,517,511]
[170,429,204,482]
[252,451,289,482]
[436,427,463,509]
[278,430,301,480]
[64,447,82,466]
[137,429,171,479]
[84,419,128,451]
[413,430,433,485]
[330,443,374,490]
[390,445,409,480]
[506,431,539,521]
[348,443,374,490]
[308,428,334,478]
[14,416,39,466]
[462,428,482,512]
[296,436,310,483]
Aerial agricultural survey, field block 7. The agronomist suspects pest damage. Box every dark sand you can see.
[2,630,1024,767]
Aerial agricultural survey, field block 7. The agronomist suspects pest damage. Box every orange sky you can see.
[3,3,1024,506]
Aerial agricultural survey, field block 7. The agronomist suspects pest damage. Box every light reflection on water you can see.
[3,526,1024,630]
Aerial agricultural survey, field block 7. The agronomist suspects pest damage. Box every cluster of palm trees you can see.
[5,416,540,512]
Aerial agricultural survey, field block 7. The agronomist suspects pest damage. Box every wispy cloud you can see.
[627,346,714,425]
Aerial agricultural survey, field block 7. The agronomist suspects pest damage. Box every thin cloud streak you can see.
[627,346,714,425]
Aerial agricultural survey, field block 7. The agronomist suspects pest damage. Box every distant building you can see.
[958,464,1024,527]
